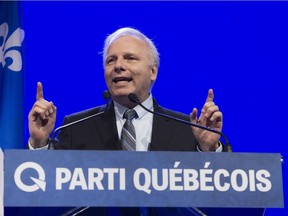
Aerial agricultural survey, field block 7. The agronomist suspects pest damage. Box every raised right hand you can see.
[28,82,57,148]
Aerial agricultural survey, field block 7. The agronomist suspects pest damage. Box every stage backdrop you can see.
[20,2,287,216]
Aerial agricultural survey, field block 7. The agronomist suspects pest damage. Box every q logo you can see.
[14,162,46,192]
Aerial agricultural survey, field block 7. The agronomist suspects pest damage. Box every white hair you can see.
[103,27,160,69]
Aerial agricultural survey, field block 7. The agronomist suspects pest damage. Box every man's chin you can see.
[111,89,134,98]
[111,93,130,102]
[112,94,137,108]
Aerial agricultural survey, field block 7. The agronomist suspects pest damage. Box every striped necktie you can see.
[121,109,138,151]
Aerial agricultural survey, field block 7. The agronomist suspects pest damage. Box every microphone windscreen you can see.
[102,90,111,101]
[128,93,139,103]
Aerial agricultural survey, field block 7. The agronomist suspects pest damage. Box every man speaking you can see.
[28,28,224,153]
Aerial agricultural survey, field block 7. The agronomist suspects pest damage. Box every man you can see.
[27,27,225,216]
[28,27,223,152]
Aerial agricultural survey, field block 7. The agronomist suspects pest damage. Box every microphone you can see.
[48,90,112,149]
[102,90,112,104]
[128,93,232,152]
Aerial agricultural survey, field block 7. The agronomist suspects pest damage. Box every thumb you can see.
[190,108,198,123]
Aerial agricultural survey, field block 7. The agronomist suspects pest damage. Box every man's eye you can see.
[126,56,137,61]
[106,58,115,64]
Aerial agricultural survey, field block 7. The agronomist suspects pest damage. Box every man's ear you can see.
[150,65,158,81]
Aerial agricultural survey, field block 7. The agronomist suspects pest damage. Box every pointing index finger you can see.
[36,82,44,101]
[205,89,214,103]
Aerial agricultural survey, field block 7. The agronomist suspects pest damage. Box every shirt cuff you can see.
[28,138,49,150]
[197,141,223,152]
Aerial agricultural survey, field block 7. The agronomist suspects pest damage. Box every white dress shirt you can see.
[114,94,154,151]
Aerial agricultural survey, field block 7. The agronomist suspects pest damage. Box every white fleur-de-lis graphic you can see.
[0,22,25,72]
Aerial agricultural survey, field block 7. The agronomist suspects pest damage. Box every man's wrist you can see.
[28,137,49,149]
[197,141,222,152]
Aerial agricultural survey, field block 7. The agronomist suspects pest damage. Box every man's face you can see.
[104,36,157,107]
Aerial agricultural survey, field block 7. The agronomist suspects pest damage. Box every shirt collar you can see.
[114,94,153,120]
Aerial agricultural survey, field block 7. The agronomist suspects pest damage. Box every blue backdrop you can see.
[20,1,287,215]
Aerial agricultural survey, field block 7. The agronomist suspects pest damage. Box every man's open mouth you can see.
[112,77,133,83]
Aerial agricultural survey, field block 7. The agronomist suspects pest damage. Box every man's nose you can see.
[114,58,125,73]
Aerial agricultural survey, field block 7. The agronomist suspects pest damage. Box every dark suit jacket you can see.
[50,100,200,215]
[55,99,198,151]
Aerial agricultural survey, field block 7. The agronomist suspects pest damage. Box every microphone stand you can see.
[48,111,105,149]
[128,93,232,152]
[48,90,112,150]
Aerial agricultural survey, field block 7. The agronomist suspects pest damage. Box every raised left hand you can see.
[190,89,223,151]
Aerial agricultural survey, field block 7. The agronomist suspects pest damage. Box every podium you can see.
[1,150,283,215]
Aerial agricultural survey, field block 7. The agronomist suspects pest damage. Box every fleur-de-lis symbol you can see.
[0,22,25,72]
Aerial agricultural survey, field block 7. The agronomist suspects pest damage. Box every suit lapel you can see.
[150,99,175,151]
[93,102,121,150]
